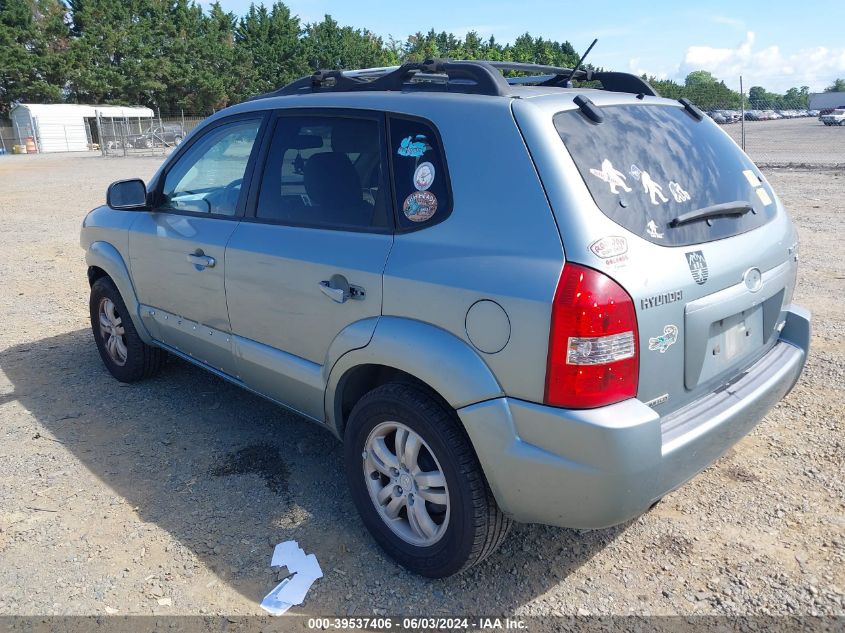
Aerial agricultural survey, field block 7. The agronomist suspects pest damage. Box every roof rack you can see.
[258,59,659,100]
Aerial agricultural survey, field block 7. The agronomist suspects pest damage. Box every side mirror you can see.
[107,179,148,210]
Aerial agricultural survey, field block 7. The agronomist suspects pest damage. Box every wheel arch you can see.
[85,241,153,344]
[325,317,504,439]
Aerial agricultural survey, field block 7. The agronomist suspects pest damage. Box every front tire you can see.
[89,276,165,382]
[344,383,511,577]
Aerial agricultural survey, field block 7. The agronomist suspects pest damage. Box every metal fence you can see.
[96,112,206,157]
[0,112,206,156]
[0,122,35,154]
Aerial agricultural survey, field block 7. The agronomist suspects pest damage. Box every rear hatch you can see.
[516,96,798,414]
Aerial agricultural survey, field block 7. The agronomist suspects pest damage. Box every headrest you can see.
[330,119,379,154]
[303,152,361,208]
[290,134,323,150]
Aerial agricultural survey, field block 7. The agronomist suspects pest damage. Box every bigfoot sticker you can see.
[646,219,664,239]
[403,191,438,222]
[589,159,632,194]
[640,171,668,205]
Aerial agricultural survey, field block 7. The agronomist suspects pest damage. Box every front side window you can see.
[389,116,451,229]
[159,118,261,216]
[256,114,389,230]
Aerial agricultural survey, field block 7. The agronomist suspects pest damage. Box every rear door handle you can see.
[319,276,366,303]
[186,252,216,269]
[319,281,347,303]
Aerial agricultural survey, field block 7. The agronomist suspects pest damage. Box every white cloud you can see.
[627,57,673,80]
[678,31,845,93]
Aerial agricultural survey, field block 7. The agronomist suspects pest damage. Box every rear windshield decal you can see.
[669,181,691,203]
[640,171,669,205]
[646,219,664,239]
[630,163,642,179]
[554,105,778,246]
[743,169,762,187]
[589,159,632,194]
[756,187,773,206]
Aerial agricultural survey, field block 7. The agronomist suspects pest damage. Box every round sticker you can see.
[402,191,438,222]
[413,161,435,191]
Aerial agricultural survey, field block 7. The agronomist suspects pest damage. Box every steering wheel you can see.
[204,178,243,215]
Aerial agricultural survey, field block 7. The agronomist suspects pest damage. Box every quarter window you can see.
[389,116,451,229]
[256,115,389,230]
[159,119,261,216]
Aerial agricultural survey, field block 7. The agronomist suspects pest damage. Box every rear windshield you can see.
[554,104,777,246]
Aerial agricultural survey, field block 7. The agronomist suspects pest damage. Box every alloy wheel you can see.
[362,421,450,547]
[98,297,128,366]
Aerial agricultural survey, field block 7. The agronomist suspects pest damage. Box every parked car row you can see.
[744,109,816,121]
[707,106,845,125]
[706,109,820,124]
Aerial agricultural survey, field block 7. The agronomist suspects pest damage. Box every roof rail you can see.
[257,59,659,100]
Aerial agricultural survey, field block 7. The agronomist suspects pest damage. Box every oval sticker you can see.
[413,161,435,191]
[402,191,438,222]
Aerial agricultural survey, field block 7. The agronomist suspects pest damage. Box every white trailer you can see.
[808,92,845,112]
[9,104,154,153]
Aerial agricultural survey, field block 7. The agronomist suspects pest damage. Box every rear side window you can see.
[389,116,452,229]
[256,114,390,231]
[554,105,777,246]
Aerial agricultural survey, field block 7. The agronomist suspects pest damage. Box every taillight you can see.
[545,263,639,409]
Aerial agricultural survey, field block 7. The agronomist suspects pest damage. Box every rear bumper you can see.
[458,305,810,529]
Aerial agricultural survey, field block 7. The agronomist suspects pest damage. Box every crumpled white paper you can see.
[260,541,323,616]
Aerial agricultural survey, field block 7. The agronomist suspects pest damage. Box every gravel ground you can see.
[0,152,843,621]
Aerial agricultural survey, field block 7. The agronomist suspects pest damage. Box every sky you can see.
[207,0,845,93]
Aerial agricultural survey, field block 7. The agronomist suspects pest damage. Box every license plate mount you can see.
[697,306,764,385]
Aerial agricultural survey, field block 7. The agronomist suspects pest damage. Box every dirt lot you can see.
[0,149,843,621]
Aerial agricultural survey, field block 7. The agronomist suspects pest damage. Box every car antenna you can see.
[564,38,598,87]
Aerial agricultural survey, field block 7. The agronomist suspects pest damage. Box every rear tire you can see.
[344,382,511,577]
[90,276,165,382]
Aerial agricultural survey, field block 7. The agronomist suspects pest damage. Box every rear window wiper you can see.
[669,201,753,227]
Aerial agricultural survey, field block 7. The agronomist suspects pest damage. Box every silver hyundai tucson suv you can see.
[81,60,810,578]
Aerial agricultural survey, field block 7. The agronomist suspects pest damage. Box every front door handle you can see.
[186,251,216,269]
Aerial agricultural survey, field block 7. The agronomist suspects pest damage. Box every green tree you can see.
[234,2,309,100]
[0,0,69,115]
[682,71,740,109]
[782,86,809,109]
[748,85,782,109]
[824,78,845,92]
[304,15,393,71]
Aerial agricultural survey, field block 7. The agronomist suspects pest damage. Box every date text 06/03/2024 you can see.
[306,617,527,630]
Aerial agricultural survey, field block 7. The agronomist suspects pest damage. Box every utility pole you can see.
[740,75,746,152]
